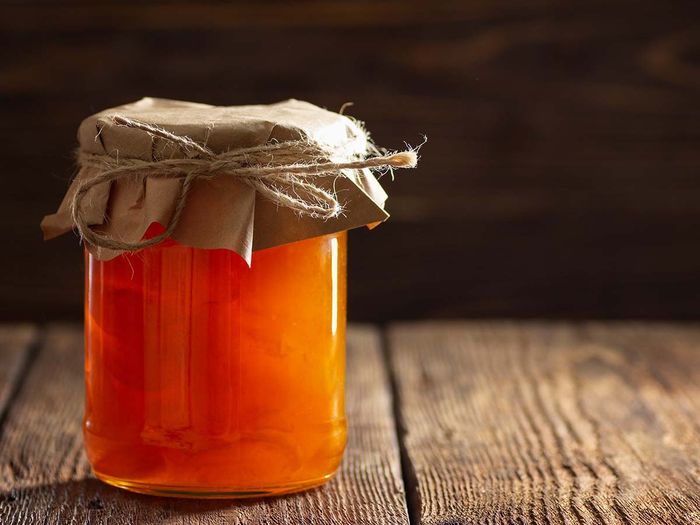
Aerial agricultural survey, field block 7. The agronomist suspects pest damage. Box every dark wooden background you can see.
[2,1,700,322]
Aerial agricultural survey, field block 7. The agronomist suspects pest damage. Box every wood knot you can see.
[88,496,105,510]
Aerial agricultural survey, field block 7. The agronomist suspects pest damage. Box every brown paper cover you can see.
[41,98,390,263]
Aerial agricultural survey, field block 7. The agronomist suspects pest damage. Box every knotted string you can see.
[71,115,418,252]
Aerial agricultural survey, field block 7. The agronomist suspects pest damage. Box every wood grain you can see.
[388,321,700,524]
[0,324,409,524]
[0,325,38,427]
[3,1,700,321]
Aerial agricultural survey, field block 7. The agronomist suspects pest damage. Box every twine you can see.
[71,115,417,252]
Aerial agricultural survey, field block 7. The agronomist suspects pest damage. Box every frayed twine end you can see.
[384,150,418,169]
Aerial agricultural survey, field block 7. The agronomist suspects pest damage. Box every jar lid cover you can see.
[41,98,417,263]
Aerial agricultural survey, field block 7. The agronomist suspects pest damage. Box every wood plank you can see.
[0,325,38,423]
[4,2,700,322]
[388,321,700,525]
[0,324,409,525]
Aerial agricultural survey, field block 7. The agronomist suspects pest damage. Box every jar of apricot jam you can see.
[83,225,347,497]
[40,98,417,499]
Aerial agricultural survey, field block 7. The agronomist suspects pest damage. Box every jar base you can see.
[94,471,337,499]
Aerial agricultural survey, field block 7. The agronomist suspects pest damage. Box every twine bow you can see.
[71,115,418,252]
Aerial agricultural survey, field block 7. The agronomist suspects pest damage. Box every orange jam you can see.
[83,228,347,497]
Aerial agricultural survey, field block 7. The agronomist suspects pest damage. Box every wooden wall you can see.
[2,1,700,321]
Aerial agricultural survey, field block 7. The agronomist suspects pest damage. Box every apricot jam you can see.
[83,228,347,498]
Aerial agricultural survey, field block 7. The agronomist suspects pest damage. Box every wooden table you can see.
[2,322,700,524]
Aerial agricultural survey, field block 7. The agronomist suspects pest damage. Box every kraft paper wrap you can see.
[40,97,391,263]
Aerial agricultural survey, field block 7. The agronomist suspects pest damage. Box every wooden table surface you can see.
[1,322,700,524]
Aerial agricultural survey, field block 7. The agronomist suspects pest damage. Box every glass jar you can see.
[83,226,347,498]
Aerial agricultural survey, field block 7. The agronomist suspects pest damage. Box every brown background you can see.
[2,1,699,322]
